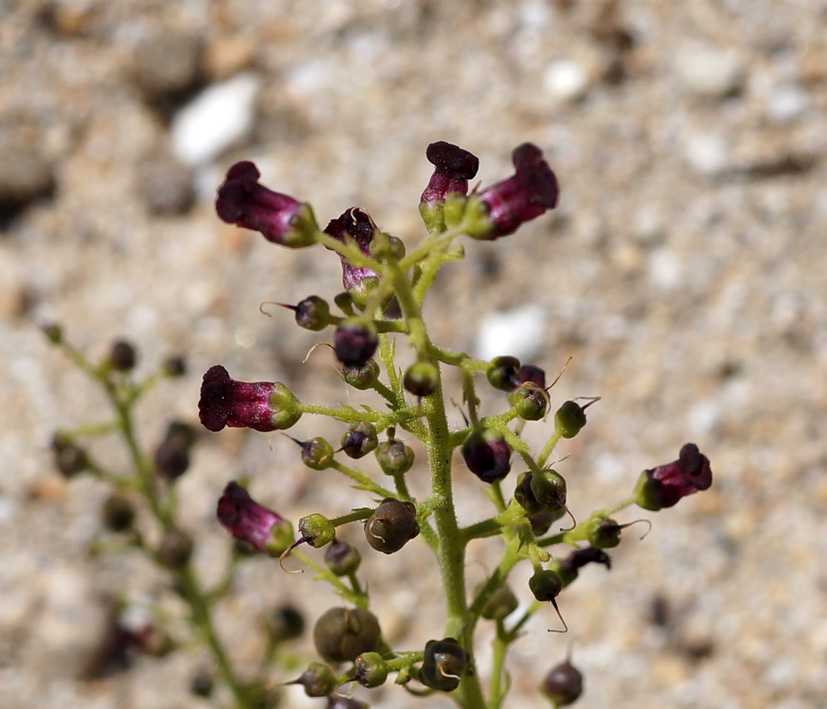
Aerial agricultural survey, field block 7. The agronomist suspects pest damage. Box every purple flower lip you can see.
[324,207,380,292]
[476,142,560,239]
[217,481,284,552]
[635,443,713,510]
[420,141,480,205]
[216,161,317,246]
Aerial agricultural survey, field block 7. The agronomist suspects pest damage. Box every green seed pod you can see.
[291,661,337,697]
[101,493,136,532]
[527,507,567,536]
[353,651,389,687]
[554,400,587,439]
[266,605,305,643]
[419,638,467,692]
[365,499,420,554]
[474,581,519,621]
[529,569,564,603]
[299,437,335,470]
[585,515,622,549]
[341,422,379,459]
[313,607,382,664]
[157,528,194,569]
[513,382,550,421]
[486,355,522,391]
[403,361,439,398]
[298,514,335,548]
[515,470,567,515]
[375,438,415,476]
[294,295,331,331]
[325,538,362,576]
[342,359,380,390]
[541,659,584,707]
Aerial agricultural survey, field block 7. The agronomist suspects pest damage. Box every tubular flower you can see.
[633,443,713,511]
[464,143,560,240]
[419,141,479,233]
[323,207,381,298]
[216,161,319,248]
[216,481,293,554]
[198,365,301,433]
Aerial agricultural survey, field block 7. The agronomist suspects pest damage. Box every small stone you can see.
[136,153,196,215]
[0,143,56,214]
[542,59,590,102]
[133,31,204,105]
[766,84,809,123]
[171,73,261,165]
[475,304,546,362]
[675,45,746,99]
[685,134,728,176]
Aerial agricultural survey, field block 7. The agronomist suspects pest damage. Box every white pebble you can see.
[685,134,728,176]
[766,84,809,123]
[475,303,546,362]
[675,45,746,99]
[543,60,589,103]
[171,73,261,165]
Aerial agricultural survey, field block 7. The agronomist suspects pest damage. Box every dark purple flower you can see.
[217,481,287,553]
[633,443,713,511]
[198,365,301,433]
[462,428,512,483]
[324,208,381,295]
[420,141,479,205]
[216,161,319,248]
[471,143,560,240]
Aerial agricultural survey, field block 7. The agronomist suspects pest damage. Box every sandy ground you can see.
[1,1,826,708]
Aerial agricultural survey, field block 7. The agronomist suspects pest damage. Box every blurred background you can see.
[2,1,826,707]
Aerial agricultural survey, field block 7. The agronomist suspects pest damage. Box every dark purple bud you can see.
[422,142,479,201]
[216,161,319,248]
[419,637,468,692]
[101,493,136,532]
[154,421,197,481]
[515,470,566,515]
[461,428,511,483]
[334,318,379,368]
[324,208,381,300]
[469,143,560,240]
[541,659,583,706]
[486,355,522,391]
[633,443,712,511]
[198,365,302,433]
[216,481,292,554]
[109,340,137,371]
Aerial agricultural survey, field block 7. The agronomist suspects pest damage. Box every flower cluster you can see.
[195,141,711,708]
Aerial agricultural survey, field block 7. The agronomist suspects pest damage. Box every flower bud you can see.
[293,295,331,331]
[298,514,335,548]
[101,493,136,532]
[461,428,511,484]
[334,318,379,368]
[341,422,378,459]
[403,361,439,398]
[154,421,197,481]
[475,581,519,621]
[514,382,550,421]
[633,443,713,511]
[266,605,305,643]
[157,528,194,568]
[163,355,186,377]
[342,360,380,390]
[313,607,382,663]
[217,481,293,555]
[463,143,560,240]
[51,433,89,478]
[554,401,587,439]
[352,652,388,688]
[290,661,337,697]
[216,161,319,248]
[375,438,415,476]
[419,638,468,692]
[109,339,138,371]
[486,355,521,391]
[529,569,563,603]
[364,498,420,554]
[199,365,302,433]
[325,538,362,576]
[541,659,583,707]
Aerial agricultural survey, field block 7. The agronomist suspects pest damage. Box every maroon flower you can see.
[324,208,381,296]
[470,143,560,240]
[633,443,713,511]
[419,142,479,233]
[216,161,319,248]
[217,481,290,553]
[198,365,301,433]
